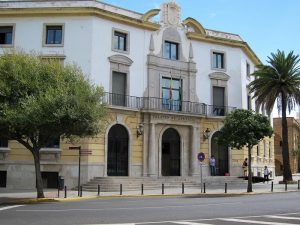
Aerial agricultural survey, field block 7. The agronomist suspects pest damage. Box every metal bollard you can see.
[141,184,144,195]
[57,188,60,198]
[225,183,227,193]
[120,184,122,195]
[80,186,83,197]
[271,181,273,192]
[203,183,206,193]
[97,184,100,196]
[64,186,67,198]
[298,180,300,190]
[162,183,164,195]
[182,183,184,194]
[285,182,287,191]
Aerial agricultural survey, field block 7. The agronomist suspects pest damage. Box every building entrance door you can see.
[162,128,180,176]
[107,124,128,176]
[211,131,229,176]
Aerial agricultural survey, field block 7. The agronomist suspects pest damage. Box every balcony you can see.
[102,92,236,117]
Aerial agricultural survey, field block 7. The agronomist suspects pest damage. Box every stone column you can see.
[148,123,156,177]
[190,126,200,176]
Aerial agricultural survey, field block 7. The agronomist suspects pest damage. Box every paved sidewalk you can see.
[1,175,299,204]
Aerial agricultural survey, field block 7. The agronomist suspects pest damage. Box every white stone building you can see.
[0,0,275,189]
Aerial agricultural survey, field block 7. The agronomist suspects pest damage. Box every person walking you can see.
[209,155,216,176]
[242,158,248,177]
[263,166,269,183]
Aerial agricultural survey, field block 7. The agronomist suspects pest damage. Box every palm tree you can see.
[249,50,300,182]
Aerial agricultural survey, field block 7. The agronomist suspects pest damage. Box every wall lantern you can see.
[203,128,211,139]
[137,123,144,137]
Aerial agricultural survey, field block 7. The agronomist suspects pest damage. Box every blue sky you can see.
[102,0,300,64]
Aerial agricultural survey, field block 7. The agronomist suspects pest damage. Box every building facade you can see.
[274,117,300,175]
[0,0,275,189]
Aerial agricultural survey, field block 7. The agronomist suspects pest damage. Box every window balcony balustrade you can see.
[102,92,236,117]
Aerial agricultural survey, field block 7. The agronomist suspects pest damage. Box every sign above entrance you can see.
[197,152,205,162]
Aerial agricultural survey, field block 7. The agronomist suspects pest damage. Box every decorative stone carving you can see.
[142,9,160,22]
[160,2,181,25]
[189,42,194,60]
[209,72,230,81]
[0,148,9,160]
[108,54,133,66]
[149,34,154,54]
[182,17,206,36]
[40,148,61,161]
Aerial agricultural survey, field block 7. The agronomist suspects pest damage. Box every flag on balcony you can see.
[169,78,172,100]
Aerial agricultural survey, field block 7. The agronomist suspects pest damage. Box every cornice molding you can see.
[186,32,261,65]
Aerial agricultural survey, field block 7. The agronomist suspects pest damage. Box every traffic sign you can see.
[197,152,205,162]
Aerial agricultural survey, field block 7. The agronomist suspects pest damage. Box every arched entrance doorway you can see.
[211,131,229,176]
[107,124,129,176]
[162,128,180,176]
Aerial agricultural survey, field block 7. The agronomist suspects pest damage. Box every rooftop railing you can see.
[102,92,236,116]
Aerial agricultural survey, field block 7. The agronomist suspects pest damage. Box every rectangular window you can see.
[257,145,260,156]
[45,137,60,149]
[247,95,252,110]
[45,25,63,45]
[162,77,182,111]
[0,26,13,45]
[213,86,225,116]
[164,41,178,60]
[114,31,127,51]
[246,62,250,77]
[213,52,224,69]
[112,71,126,106]
[0,139,8,148]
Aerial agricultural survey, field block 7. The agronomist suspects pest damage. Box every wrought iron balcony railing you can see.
[102,92,236,116]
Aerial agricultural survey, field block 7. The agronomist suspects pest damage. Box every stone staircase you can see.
[81,176,247,192]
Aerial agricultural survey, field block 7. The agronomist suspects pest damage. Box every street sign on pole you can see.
[197,152,205,162]
[197,152,205,193]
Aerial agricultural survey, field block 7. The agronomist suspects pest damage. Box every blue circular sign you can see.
[198,152,205,162]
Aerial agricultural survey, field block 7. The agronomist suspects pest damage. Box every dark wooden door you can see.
[107,124,128,176]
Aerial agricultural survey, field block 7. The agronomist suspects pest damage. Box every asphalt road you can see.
[0,192,300,225]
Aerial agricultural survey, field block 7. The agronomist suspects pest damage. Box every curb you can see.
[1,190,299,205]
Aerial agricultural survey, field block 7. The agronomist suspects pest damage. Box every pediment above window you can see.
[108,55,133,66]
[209,72,230,81]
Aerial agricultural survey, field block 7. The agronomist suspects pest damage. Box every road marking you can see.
[173,222,213,225]
[219,218,300,225]
[265,215,300,220]
[0,205,23,211]
[17,202,239,212]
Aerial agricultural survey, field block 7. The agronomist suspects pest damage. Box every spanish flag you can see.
[169,78,172,100]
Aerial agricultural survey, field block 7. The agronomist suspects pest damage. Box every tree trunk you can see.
[281,93,293,182]
[32,150,45,198]
[247,145,253,192]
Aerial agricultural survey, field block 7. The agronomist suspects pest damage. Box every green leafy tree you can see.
[218,109,273,192]
[0,51,106,198]
[249,50,300,182]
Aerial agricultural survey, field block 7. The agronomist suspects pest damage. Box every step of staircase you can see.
[80,176,247,192]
